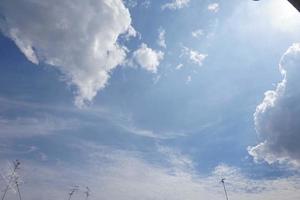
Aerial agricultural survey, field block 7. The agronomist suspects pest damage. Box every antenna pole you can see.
[68,186,79,200]
[68,191,74,200]
[221,179,229,200]
[15,180,22,200]
[84,187,90,200]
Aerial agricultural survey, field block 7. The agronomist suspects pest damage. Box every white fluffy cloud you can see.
[0,0,134,107]
[182,47,207,66]
[161,0,190,10]
[208,3,220,13]
[249,43,300,167]
[132,43,164,73]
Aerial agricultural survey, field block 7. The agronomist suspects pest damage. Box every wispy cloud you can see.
[0,115,80,138]
[157,27,167,48]
[175,63,184,70]
[208,3,220,13]
[186,75,192,84]
[181,47,208,66]
[161,0,190,10]
[0,96,186,140]
[192,29,204,39]
[125,0,151,8]
[118,123,186,139]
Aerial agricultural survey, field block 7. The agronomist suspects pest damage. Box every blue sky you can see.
[1,0,300,199]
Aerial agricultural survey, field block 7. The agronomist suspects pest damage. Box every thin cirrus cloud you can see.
[0,0,135,108]
[248,43,300,168]
[0,115,80,138]
[161,0,190,10]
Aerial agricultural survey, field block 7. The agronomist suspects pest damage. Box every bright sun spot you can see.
[267,0,300,32]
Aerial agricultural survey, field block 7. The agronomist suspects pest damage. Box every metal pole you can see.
[68,186,79,200]
[84,187,90,200]
[221,179,229,200]
[15,181,22,200]
[68,191,73,200]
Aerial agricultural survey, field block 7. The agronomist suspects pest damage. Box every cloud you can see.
[118,122,186,139]
[157,28,167,48]
[0,96,187,140]
[131,43,164,73]
[208,3,220,13]
[0,0,134,107]
[0,115,79,138]
[192,29,204,39]
[186,75,192,84]
[161,0,190,10]
[176,63,184,70]
[125,0,151,8]
[249,43,300,168]
[141,0,151,8]
[2,142,300,200]
[182,47,207,66]
[124,0,138,8]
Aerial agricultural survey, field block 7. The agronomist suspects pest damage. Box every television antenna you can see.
[1,160,21,200]
[68,185,79,200]
[84,187,90,200]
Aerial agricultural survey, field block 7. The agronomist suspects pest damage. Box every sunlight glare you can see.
[267,0,300,32]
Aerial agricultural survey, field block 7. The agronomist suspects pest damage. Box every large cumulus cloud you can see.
[249,43,300,167]
[0,0,134,107]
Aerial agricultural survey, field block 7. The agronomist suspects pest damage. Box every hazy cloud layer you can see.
[0,0,134,107]
[2,143,300,200]
[249,43,300,167]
